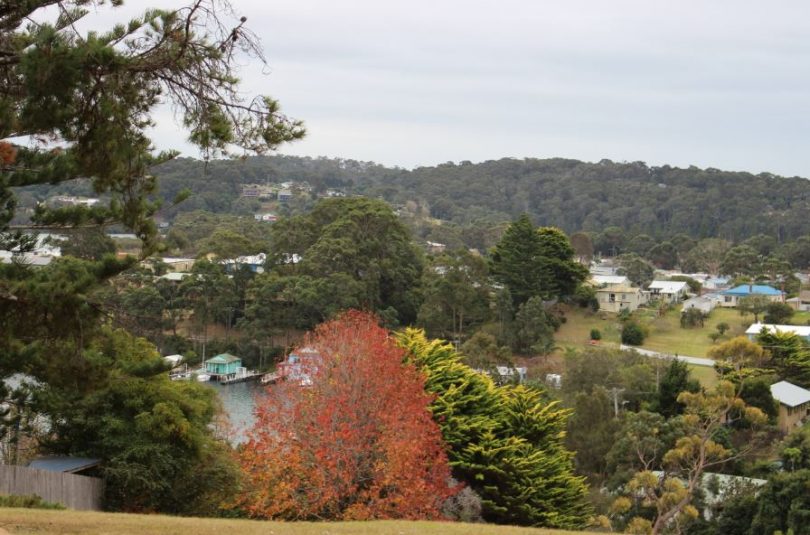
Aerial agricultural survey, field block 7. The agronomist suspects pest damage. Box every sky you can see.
[91,1,810,176]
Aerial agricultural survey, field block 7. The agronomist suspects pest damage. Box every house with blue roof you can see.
[719,284,783,308]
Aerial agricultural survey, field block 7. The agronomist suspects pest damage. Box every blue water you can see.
[205,381,263,445]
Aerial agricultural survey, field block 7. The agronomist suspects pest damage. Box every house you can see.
[770,380,810,433]
[719,284,783,307]
[647,280,689,304]
[163,355,184,369]
[159,272,189,282]
[745,323,810,343]
[426,241,446,254]
[591,275,629,287]
[786,290,810,312]
[682,295,718,315]
[160,257,196,273]
[205,354,242,376]
[222,253,266,273]
[277,189,293,202]
[278,347,321,386]
[595,285,645,313]
[253,213,278,223]
[493,366,528,384]
[703,276,731,291]
[28,456,101,476]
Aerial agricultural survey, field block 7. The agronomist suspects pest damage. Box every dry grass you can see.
[0,509,580,535]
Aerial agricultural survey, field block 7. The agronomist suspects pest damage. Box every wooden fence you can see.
[0,465,102,510]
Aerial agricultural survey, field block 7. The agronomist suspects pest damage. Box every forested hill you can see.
[27,155,810,241]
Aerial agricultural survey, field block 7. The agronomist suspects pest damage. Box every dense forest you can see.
[16,155,810,243]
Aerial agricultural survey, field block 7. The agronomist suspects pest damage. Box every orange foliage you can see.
[238,310,455,520]
[0,141,16,165]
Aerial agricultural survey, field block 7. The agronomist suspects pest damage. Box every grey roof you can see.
[28,456,101,473]
[771,380,810,408]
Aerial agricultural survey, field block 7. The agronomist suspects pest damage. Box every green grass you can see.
[557,306,752,358]
[0,508,580,535]
[687,364,719,389]
[790,310,810,325]
[635,307,749,357]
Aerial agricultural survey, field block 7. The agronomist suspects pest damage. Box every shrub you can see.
[621,322,645,346]
[0,494,65,510]
[590,329,602,341]
[680,308,706,328]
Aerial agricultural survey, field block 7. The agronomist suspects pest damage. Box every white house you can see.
[647,280,689,304]
[590,275,629,287]
[745,323,810,343]
[595,285,645,313]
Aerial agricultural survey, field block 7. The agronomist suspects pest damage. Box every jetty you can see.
[218,368,261,385]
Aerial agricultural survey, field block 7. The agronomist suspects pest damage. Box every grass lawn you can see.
[557,306,753,358]
[555,308,623,348]
[687,364,719,389]
[0,509,580,535]
[790,310,810,325]
[634,307,749,358]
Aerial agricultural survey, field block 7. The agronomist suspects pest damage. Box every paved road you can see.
[619,345,715,367]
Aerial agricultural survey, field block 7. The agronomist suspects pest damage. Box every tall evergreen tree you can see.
[0,0,302,511]
[397,329,590,529]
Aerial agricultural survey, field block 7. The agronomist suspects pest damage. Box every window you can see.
[724,296,732,303]
[609,293,616,303]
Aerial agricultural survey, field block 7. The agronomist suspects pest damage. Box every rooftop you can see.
[746,323,810,337]
[771,380,810,408]
[648,280,688,293]
[591,275,628,285]
[721,284,782,296]
[206,353,241,364]
[29,456,101,474]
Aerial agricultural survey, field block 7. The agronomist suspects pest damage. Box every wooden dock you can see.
[219,370,261,385]
[260,371,282,385]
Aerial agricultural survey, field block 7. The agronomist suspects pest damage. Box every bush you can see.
[442,480,483,523]
[764,302,794,324]
[621,322,645,346]
[680,308,706,328]
[590,329,602,341]
[0,494,65,509]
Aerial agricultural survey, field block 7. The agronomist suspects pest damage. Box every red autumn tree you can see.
[238,310,455,520]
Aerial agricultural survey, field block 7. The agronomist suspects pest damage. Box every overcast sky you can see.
[104,1,810,176]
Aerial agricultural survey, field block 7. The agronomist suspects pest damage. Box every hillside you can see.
[15,155,810,243]
[0,508,579,535]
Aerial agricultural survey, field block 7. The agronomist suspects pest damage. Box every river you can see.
[205,381,263,445]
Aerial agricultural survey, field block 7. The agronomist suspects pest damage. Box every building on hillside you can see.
[703,276,731,291]
[241,184,275,198]
[160,257,196,272]
[426,241,446,254]
[222,253,266,273]
[277,189,293,202]
[681,295,719,315]
[205,354,242,377]
[647,280,689,304]
[770,380,810,434]
[745,323,810,343]
[719,284,783,307]
[493,366,528,385]
[590,274,629,287]
[595,285,645,313]
[254,213,278,223]
[49,195,100,208]
[786,290,810,312]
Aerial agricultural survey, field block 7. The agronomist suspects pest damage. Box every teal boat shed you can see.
[205,353,242,375]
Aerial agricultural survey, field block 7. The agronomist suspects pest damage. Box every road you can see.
[619,345,715,367]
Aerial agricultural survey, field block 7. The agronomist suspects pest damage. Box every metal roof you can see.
[649,280,688,293]
[206,353,241,364]
[28,456,101,474]
[591,275,628,285]
[746,323,810,337]
[771,380,810,408]
[721,284,782,296]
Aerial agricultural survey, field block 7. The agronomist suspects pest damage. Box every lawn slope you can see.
[0,508,580,535]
